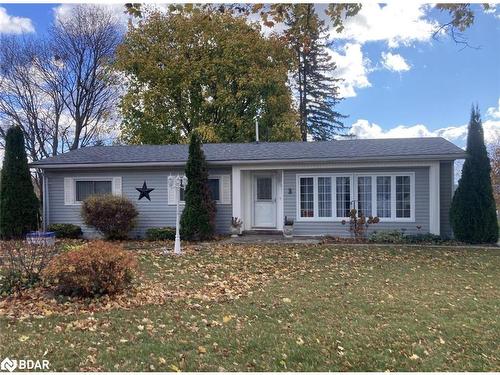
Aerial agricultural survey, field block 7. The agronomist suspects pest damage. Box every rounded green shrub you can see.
[145,227,176,241]
[48,223,83,239]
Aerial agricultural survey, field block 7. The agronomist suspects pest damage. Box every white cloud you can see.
[381,52,410,72]
[53,4,131,29]
[0,6,34,34]
[349,118,500,145]
[328,43,371,98]
[486,99,500,120]
[330,3,437,48]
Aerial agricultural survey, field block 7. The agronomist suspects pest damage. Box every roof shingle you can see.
[31,137,466,167]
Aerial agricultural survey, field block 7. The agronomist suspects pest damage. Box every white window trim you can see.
[295,172,415,223]
[66,176,118,205]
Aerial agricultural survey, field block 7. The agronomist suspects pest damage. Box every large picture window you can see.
[296,173,414,221]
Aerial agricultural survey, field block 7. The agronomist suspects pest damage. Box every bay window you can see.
[297,173,414,221]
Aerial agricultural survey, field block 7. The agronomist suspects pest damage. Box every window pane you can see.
[95,181,112,195]
[336,176,351,217]
[76,180,111,201]
[256,177,272,200]
[300,177,314,218]
[208,178,220,201]
[357,176,372,216]
[396,175,411,218]
[377,176,391,218]
[318,177,332,217]
[76,181,93,202]
[179,187,185,202]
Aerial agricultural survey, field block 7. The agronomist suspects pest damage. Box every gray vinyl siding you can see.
[45,167,232,238]
[283,167,430,237]
[439,161,453,238]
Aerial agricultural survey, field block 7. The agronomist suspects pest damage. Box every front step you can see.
[242,229,283,235]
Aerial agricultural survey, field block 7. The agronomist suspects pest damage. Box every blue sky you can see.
[0,3,499,148]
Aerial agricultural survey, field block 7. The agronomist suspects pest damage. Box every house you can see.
[31,138,466,238]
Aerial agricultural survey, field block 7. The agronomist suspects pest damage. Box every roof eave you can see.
[30,153,466,169]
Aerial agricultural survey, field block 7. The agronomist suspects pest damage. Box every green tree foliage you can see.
[450,106,498,243]
[0,126,39,239]
[180,133,216,241]
[115,9,299,144]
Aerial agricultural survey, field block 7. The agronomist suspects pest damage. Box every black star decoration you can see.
[136,181,154,201]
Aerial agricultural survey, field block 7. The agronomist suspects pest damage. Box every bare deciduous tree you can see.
[51,5,123,150]
[0,5,122,192]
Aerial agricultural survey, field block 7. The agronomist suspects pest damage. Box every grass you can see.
[1,242,499,371]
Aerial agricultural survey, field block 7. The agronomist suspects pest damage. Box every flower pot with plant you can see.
[283,216,294,238]
[230,217,242,237]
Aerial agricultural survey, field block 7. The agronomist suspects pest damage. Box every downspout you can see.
[42,171,48,232]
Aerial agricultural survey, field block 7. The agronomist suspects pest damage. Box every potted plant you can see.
[230,217,242,237]
[283,216,294,238]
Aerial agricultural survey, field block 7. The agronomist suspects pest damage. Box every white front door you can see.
[253,174,276,228]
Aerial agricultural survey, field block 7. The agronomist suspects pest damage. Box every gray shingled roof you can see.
[31,137,466,167]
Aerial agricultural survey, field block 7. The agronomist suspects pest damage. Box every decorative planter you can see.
[283,224,294,238]
[230,226,241,238]
[26,231,56,246]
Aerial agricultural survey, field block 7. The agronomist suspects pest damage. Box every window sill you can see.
[295,217,415,223]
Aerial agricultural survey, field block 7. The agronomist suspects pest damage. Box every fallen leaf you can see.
[198,346,207,354]
[169,364,181,372]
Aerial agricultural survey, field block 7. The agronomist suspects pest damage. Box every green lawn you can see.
[1,243,499,371]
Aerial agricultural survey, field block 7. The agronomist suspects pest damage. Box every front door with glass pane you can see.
[253,174,276,228]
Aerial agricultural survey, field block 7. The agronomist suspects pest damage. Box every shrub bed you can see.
[81,195,138,240]
[43,241,137,297]
[368,230,406,244]
[369,230,460,245]
[48,223,83,239]
[145,227,176,241]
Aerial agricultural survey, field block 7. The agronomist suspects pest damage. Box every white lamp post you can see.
[167,175,188,255]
